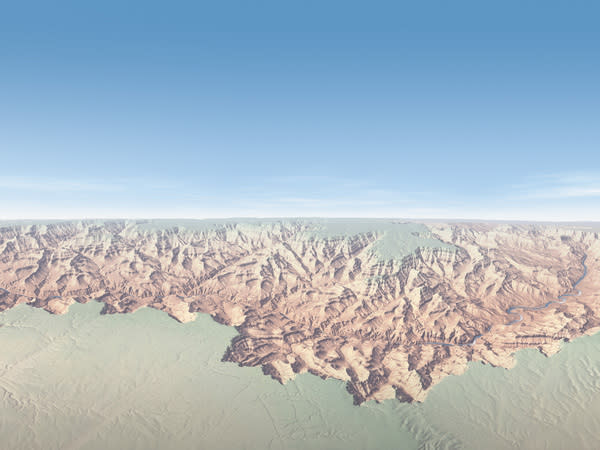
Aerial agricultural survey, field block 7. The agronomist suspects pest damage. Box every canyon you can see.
[1,219,599,404]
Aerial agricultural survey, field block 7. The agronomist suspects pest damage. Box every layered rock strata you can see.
[1,220,598,404]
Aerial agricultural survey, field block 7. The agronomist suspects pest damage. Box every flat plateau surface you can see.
[2,302,600,449]
[1,219,600,406]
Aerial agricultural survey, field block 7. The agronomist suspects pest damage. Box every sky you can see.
[1,1,599,221]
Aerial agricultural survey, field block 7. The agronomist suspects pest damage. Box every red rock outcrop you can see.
[1,220,598,404]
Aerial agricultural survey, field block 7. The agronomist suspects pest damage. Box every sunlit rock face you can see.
[1,219,599,404]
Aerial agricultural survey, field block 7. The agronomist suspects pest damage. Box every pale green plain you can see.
[2,302,600,449]
[299,219,456,262]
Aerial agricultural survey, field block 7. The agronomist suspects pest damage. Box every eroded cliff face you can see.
[1,220,599,404]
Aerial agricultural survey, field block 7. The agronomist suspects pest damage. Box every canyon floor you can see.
[1,219,599,404]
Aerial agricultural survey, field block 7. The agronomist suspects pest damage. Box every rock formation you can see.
[1,219,599,404]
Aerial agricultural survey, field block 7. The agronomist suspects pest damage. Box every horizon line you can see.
[1,217,600,225]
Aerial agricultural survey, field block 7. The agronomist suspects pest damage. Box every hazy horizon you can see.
[2,217,600,228]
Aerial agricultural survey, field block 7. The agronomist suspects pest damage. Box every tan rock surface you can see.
[0,220,598,404]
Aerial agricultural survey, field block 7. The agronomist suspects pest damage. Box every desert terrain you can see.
[1,219,599,404]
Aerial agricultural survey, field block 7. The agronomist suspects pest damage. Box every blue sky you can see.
[1,1,599,220]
